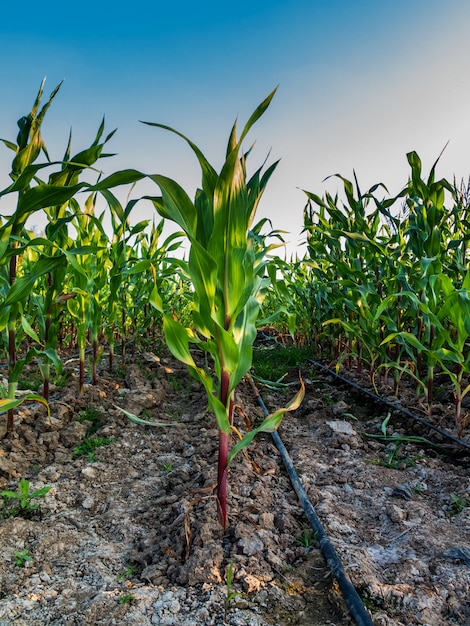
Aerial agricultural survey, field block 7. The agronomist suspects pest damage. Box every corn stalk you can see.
[144,90,304,528]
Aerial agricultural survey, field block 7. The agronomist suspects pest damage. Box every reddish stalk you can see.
[121,309,126,360]
[43,363,50,402]
[92,336,98,385]
[217,369,233,529]
[7,252,17,432]
[108,322,115,371]
[42,274,53,402]
[7,325,16,432]
[79,345,85,394]
[454,363,463,425]
[426,324,435,416]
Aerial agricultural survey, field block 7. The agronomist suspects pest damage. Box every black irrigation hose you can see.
[308,358,470,453]
[248,378,374,626]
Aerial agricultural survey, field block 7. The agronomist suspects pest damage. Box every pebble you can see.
[238,534,264,556]
[81,466,97,479]
[326,419,357,435]
[386,503,407,522]
[392,483,413,500]
[81,496,94,509]
[332,400,350,415]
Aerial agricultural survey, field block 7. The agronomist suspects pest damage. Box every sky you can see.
[1,0,470,257]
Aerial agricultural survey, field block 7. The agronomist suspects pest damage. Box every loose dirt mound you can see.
[0,350,469,625]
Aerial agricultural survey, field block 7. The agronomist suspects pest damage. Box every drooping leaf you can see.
[228,379,305,464]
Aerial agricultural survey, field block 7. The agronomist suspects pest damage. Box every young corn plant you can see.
[144,90,304,528]
[100,189,148,368]
[0,80,142,429]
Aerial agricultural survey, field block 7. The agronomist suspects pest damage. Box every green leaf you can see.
[380,331,428,353]
[90,169,146,190]
[3,256,65,307]
[146,176,197,237]
[21,316,41,344]
[163,316,197,369]
[0,394,49,415]
[15,183,87,220]
[142,123,218,201]
[149,286,163,312]
[114,405,183,426]
[238,88,277,147]
[228,380,305,464]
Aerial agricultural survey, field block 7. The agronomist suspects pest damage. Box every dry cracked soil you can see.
[0,343,469,626]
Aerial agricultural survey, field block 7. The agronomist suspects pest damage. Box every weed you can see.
[448,493,470,516]
[366,414,432,469]
[167,375,185,392]
[118,593,136,605]
[74,406,104,436]
[73,436,114,460]
[161,463,174,473]
[14,549,33,567]
[369,442,425,470]
[117,563,139,582]
[1,478,52,519]
[224,562,239,622]
[252,344,310,383]
[113,365,127,380]
[294,524,317,548]
[54,370,72,387]
[18,373,42,392]
[321,393,335,405]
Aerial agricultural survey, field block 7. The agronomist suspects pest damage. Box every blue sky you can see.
[1,1,470,256]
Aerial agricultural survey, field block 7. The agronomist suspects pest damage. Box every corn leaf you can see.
[228,380,305,464]
[114,405,183,426]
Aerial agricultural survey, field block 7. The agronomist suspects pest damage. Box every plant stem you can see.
[92,335,98,385]
[7,251,17,432]
[79,344,85,393]
[217,369,233,529]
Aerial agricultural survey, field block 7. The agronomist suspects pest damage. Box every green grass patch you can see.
[252,344,311,382]
[74,406,105,437]
[73,436,115,461]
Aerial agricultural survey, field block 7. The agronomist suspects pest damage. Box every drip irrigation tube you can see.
[308,359,470,453]
[248,378,374,626]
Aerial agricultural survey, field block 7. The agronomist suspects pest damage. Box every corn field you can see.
[1,80,470,452]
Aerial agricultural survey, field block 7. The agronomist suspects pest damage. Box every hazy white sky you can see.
[1,0,470,256]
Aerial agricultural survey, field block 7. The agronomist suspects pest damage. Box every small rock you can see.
[326,420,357,435]
[81,466,97,480]
[39,571,51,582]
[60,421,88,447]
[241,573,262,593]
[392,483,413,500]
[258,512,275,529]
[332,400,350,415]
[0,456,16,475]
[386,503,407,522]
[238,534,264,556]
[81,496,94,509]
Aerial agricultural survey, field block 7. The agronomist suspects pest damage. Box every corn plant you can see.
[0,80,145,426]
[100,189,148,367]
[1,478,51,518]
[121,218,186,358]
[144,90,304,528]
[301,149,470,433]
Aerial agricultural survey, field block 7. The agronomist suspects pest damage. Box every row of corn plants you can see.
[269,153,470,434]
[0,80,187,424]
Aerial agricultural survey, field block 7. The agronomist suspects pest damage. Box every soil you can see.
[0,343,469,626]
